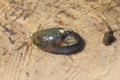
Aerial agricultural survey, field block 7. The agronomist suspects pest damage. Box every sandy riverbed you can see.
[0,0,120,80]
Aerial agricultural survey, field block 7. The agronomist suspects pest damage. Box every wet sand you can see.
[0,0,120,80]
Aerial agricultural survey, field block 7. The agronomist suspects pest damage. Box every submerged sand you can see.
[0,0,120,80]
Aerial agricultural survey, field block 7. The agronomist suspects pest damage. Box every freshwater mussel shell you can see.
[32,27,85,55]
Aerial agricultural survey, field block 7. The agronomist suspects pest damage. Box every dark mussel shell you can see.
[32,27,85,55]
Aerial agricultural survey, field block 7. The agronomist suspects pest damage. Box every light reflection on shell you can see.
[32,27,85,55]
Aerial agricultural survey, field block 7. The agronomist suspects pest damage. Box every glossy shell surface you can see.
[32,27,85,55]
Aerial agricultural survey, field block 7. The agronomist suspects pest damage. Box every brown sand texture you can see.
[0,0,120,80]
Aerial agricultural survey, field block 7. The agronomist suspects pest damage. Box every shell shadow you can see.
[51,36,86,55]
[63,37,86,55]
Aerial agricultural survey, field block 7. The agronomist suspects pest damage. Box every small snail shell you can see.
[103,31,116,46]
[32,27,85,55]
